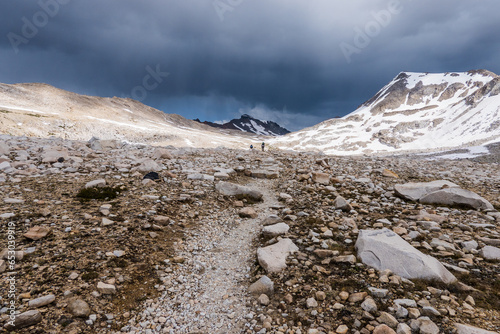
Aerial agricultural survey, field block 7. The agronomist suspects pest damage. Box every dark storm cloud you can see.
[1,0,500,130]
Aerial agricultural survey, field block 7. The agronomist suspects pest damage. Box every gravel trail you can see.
[124,179,279,334]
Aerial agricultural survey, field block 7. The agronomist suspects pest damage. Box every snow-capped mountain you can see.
[272,70,500,155]
[195,114,290,136]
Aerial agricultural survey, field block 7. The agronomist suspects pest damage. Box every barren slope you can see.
[0,83,265,149]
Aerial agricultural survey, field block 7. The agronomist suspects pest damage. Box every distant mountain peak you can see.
[273,69,500,155]
[195,114,290,136]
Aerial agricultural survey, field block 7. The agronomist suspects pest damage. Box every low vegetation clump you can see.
[76,186,124,200]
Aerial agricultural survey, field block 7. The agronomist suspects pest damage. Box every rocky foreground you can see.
[0,135,499,334]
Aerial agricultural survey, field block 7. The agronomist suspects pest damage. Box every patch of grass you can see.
[76,186,124,201]
[81,271,99,281]
[234,194,262,204]
[333,277,367,292]
[455,273,500,311]
[0,109,11,114]
[107,257,128,268]
[26,113,45,118]
[412,275,500,311]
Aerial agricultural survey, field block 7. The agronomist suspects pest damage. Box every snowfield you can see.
[272,70,500,155]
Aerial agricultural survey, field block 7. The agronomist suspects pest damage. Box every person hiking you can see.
[250,144,253,150]
[261,142,265,152]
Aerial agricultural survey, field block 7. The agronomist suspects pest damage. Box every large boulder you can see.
[153,148,173,159]
[480,245,500,261]
[334,196,352,212]
[355,229,456,284]
[420,187,494,211]
[4,310,42,331]
[137,159,162,172]
[215,181,263,201]
[251,170,279,179]
[394,180,459,201]
[248,276,274,296]
[312,172,330,185]
[262,223,290,237]
[67,299,91,318]
[257,238,298,273]
[41,149,69,163]
[88,137,121,151]
[455,323,498,334]
[0,141,10,155]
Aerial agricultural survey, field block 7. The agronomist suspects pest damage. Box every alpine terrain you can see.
[0,83,265,149]
[273,70,500,155]
[1,72,500,334]
[195,114,291,136]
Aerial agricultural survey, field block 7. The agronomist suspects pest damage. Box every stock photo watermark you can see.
[213,0,244,22]
[5,221,17,327]
[340,0,410,64]
[7,0,71,54]
[122,65,169,102]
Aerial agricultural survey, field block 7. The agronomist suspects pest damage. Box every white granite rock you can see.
[355,229,456,284]
[257,238,298,273]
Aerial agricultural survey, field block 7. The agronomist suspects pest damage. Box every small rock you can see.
[373,324,397,334]
[28,294,55,308]
[411,317,439,334]
[361,298,378,313]
[422,306,441,317]
[334,196,352,211]
[239,207,258,218]
[315,291,326,301]
[249,276,274,295]
[97,282,116,295]
[258,294,270,306]
[396,323,411,334]
[454,323,498,334]
[369,287,389,298]
[377,312,399,328]
[480,245,500,260]
[4,310,42,331]
[382,169,399,178]
[85,179,106,189]
[335,324,349,334]
[153,215,171,225]
[262,223,289,237]
[257,238,298,273]
[101,218,114,226]
[306,297,318,308]
[312,172,330,185]
[24,226,51,240]
[339,291,349,301]
[153,148,172,159]
[348,291,367,303]
[67,299,91,318]
[68,272,79,280]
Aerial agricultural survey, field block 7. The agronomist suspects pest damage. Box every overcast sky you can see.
[1,1,500,131]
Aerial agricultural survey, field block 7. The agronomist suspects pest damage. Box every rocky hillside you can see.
[1,134,499,333]
[0,83,265,149]
[195,114,291,136]
[273,70,500,155]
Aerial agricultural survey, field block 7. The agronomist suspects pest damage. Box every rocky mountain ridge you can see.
[195,114,291,136]
[273,70,500,155]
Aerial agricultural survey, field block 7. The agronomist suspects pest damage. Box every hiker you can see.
[250,144,253,150]
[261,142,265,152]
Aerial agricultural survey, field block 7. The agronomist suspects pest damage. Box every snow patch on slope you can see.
[272,70,500,155]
